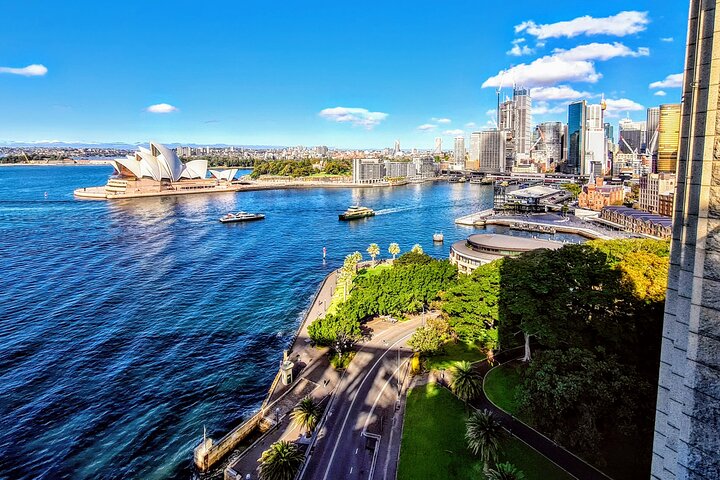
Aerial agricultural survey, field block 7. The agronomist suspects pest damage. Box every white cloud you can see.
[485,109,497,117]
[654,90,667,97]
[0,64,48,76]
[146,103,178,114]
[650,73,683,89]
[417,123,436,131]
[443,129,464,135]
[530,85,590,101]
[319,106,388,129]
[482,55,601,88]
[515,11,649,40]
[661,37,674,42]
[507,38,534,56]
[533,101,566,116]
[431,117,451,124]
[465,122,479,129]
[553,42,649,61]
[604,98,645,117]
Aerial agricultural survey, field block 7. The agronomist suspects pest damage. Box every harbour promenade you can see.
[195,268,341,477]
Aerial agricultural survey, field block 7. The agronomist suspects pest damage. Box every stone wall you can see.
[652,1,720,479]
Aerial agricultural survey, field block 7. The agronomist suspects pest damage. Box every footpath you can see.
[466,350,613,480]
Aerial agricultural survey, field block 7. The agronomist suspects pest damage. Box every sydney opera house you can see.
[75,142,244,199]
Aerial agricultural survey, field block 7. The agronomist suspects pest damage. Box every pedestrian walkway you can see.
[469,350,613,480]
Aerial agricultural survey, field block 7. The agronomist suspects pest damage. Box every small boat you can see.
[219,211,265,223]
[339,205,375,221]
[458,177,467,183]
[433,232,444,243]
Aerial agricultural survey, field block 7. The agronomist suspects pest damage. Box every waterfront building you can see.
[494,184,570,212]
[598,206,672,239]
[450,233,563,274]
[657,103,682,173]
[653,5,720,477]
[473,129,506,173]
[565,100,586,175]
[585,103,607,175]
[384,160,416,178]
[639,173,676,214]
[352,158,385,183]
[412,156,437,178]
[578,177,624,211]
[453,136,465,170]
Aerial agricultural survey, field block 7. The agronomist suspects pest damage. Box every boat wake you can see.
[374,205,421,215]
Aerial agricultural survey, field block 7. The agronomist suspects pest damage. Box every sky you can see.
[0,1,689,149]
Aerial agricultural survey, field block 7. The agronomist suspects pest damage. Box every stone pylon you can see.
[652,1,720,479]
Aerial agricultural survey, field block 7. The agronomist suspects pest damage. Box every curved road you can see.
[300,318,418,480]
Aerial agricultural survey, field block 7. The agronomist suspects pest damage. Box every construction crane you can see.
[495,70,507,130]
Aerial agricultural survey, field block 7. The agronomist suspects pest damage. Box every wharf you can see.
[455,210,617,240]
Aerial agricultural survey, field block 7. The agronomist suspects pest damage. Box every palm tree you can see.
[257,440,305,480]
[411,243,423,254]
[465,409,504,474]
[487,462,526,480]
[388,242,400,260]
[352,250,362,265]
[450,360,482,406]
[291,396,321,437]
[367,243,380,266]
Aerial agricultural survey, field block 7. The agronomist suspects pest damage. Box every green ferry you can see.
[339,205,375,221]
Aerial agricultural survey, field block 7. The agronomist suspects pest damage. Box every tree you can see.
[351,251,363,272]
[388,242,400,260]
[517,348,652,462]
[408,317,451,355]
[450,361,482,406]
[411,243,424,254]
[487,462,526,480]
[441,260,501,346]
[393,250,432,267]
[367,243,380,266]
[465,409,504,474]
[291,396,321,437]
[257,440,305,480]
[307,313,361,346]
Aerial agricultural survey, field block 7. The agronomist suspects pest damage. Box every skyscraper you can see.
[566,100,586,175]
[474,130,506,173]
[657,103,681,173]
[652,2,719,478]
[513,87,532,155]
[585,104,606,175]
[647,106,661,155]
[468,132,481,170]
[453,136,465,170]
[434,137,442,154]
[604,123,615,144]
[538,122,564,167]
[393,140,401,155]
[619,118,646,155]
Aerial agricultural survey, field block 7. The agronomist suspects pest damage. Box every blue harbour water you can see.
[0,166,579,479]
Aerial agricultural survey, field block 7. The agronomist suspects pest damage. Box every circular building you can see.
[450,233,563,274]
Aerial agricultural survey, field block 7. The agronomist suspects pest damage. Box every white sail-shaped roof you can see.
[111,143,208,181]
[209,168,239,181]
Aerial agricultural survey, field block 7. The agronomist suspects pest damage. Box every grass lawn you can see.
[425,341,486,371]
[483,361,529,422]
[483,362,650,480]
[398,382,573,480]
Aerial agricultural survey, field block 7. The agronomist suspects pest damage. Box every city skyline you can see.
[2,1,688,148]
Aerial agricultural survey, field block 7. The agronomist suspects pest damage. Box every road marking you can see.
[320,331,414,480]
[362,361,404,435]
[355,448,359,454]
[350,466,354,474]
